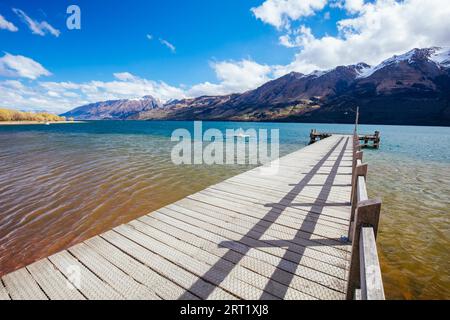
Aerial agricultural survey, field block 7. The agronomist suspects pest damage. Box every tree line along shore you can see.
[0,108,74,122]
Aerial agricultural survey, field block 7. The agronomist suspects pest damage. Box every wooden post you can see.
[350,159,367,229]
[374,131,380,149]
[346,198,382,300]
[309,129,317,145]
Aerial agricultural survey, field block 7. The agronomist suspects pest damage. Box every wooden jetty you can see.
[310,130,381,149]
[0,133,384,300]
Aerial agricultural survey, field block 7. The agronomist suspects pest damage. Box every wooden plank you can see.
[185,193,350,236]
[101,230,237,300]
[201,187,351,224]
[166,202,351,259]
[138,214,343,300]
[128,219,318,300]
[208,179,350,214]
[2,268,48,300]
[149,209,347,279]
[68,243,161,300]
[84,236,199,300]
[360,227,385,300]
[169,199,351,267]
[357,176,368,202]
[114,224,280,300]
[26,259,85,300]
[154,207,348,293]
[0,279,11,300]
[0,134,364,300]
[48,251,124,300]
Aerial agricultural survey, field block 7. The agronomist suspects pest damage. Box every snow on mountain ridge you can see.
[357,47,450,79]
[429,47,450,67]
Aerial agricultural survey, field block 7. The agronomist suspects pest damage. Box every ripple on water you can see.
[0,121,449,300]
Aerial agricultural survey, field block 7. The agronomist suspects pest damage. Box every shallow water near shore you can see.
[0,121,449,299]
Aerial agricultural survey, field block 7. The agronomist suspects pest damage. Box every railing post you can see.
[346,198,382,300]
[350,158,367,237]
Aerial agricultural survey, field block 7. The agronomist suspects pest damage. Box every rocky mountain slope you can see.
[61,95,161,120]
[62,47,450,126]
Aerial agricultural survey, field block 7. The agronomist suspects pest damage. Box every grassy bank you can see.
[0,108,72,122]
[0,121,82,125]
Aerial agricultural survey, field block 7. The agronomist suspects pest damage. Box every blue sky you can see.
[0,0,343,84]
[0,0,449,112]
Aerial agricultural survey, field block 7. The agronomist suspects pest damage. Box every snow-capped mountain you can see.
[61,95,162,120]
[63,47,450,125]
[357,47,450,78]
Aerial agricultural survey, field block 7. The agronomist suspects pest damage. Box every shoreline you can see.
[0,121,85,126]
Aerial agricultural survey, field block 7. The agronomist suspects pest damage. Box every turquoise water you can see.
[0,121,449,299]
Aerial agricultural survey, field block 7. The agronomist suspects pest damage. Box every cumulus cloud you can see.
[0,72,187,113]
[0,53,52,80]
[251,0,328,29]
[0,56,276,112]
[274,0,450,74]
[113,72,137,81]
[12,8,60,37]
[159,38,176,53]
[0,14,18,32]
[188,59,273,96]
[332,0,365,13]
[39,74,186,105]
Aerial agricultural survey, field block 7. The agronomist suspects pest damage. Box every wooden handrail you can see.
[347,129,385,300]
[357,176,368,202]
[359,227,385,300]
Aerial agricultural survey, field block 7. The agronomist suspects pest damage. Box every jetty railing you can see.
[346,132,385,300]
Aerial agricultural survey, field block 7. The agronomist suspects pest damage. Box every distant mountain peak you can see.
[61,47,450,125]
[357,47,450,79]
[61,95,162,120]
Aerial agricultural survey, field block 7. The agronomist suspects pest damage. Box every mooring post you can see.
[309,129,317,145]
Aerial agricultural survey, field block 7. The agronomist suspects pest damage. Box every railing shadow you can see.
[179,136,349,300]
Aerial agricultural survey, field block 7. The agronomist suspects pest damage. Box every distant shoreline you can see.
[0,121,85,126]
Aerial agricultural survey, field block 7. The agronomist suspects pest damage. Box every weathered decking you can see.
[0,135,357,300]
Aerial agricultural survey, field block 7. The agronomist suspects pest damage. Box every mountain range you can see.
[61,47,450,126]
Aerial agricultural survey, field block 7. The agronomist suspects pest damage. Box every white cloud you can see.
[332,0,365,13]
[113,72,137,81]
[12,8,60,37]
[0,14,18,32]
[0,53,51,80]
[0,57,276,113]
[159,38,176,53]
[146,34,153,40]
[0,72,187,113]
[279,25,315,48]
[188,59,273,96]
[251,0,328,29]
[273,0,450,74]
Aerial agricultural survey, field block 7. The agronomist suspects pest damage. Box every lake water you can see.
[0,121,449,299]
